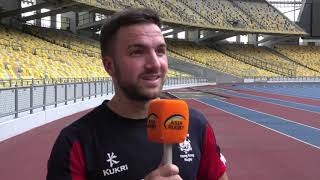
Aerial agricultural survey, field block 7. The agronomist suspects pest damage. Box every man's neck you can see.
[106,94,151,120]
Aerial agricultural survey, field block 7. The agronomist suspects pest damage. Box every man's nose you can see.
[145,50,161,70]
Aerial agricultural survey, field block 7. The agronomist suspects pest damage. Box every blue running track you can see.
[198,98,320,149]
[235,83,320,100]
[221,90,320,113]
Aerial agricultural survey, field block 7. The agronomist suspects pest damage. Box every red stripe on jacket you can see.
[70,141,86,180]
[197,124,226,180]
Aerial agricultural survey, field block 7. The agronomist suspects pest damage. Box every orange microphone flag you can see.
[147,99,189,144]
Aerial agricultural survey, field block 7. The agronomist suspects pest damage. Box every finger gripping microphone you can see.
[147,99,189,164]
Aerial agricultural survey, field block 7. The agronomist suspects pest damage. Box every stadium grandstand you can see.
[0,0,320,179]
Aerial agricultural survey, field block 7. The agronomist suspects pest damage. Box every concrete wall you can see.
[248,34,258,46]
[312,0,320,37]
[0,0,19,10]
[0,83,214,142]
[187,30,199,42]
[0,0,20,25]
[300,38,320,46]
[168,57,243,84]
[61,11,77,33]
[298,0,320,37]
[0,94,113,142]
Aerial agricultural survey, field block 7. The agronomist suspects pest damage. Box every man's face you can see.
[104,23,168,101]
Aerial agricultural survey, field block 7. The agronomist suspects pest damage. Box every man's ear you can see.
[102,56,115,76]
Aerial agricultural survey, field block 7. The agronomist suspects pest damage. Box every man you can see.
[47,8,228,180]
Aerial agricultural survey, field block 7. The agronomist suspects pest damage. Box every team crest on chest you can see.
[178,134,195,162]
[102,152,129,176]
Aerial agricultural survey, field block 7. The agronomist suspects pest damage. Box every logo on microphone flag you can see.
[147,113,158,129]
[164,115,185,130]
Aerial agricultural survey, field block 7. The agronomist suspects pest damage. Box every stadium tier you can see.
[167,40,278,78]
[1,22,318,82]
[0,25,193,82]
[73,0,305,35]
[216,44,320,77]
[274,45,320,74]
[135,0,186,23]
[0,0,318,83]
[179,0,263,32]
[0,25,107,80]
[233,0,302,34]
[23,25,100,56]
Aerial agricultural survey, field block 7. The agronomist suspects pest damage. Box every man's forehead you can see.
[117,24,164,41]
[120,23,161,32]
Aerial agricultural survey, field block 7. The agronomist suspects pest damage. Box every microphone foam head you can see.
[147,99,189,144]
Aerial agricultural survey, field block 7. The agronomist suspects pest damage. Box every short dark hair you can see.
[99,8,162,58]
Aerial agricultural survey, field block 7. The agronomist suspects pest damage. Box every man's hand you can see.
[144,164,182,180]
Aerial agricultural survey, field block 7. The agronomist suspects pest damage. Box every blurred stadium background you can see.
[0,0,319,179]
[0,0,320,180]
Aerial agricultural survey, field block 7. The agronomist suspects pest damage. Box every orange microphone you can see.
[147,99,189,164]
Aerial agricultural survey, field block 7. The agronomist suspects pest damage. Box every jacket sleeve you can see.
[46,131,86,180]
[197,124,226,180]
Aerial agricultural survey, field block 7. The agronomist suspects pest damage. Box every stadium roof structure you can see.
[0,0,306,36]
[72,0,306,35]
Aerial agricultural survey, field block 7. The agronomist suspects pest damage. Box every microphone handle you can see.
[162,144,172,164]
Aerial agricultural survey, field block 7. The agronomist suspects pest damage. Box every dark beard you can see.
[120,81,163,101]
[114,61,165,101]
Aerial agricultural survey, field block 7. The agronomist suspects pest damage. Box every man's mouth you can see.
[141,74,162,87]
[142,75,160,80]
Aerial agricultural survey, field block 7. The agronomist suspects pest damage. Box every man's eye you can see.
[157,49,166,56]
[130,50,144,56]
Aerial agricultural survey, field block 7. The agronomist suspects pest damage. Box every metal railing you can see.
[0,77,109,88]
[0,77,208,119]
[249,76,320,82]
